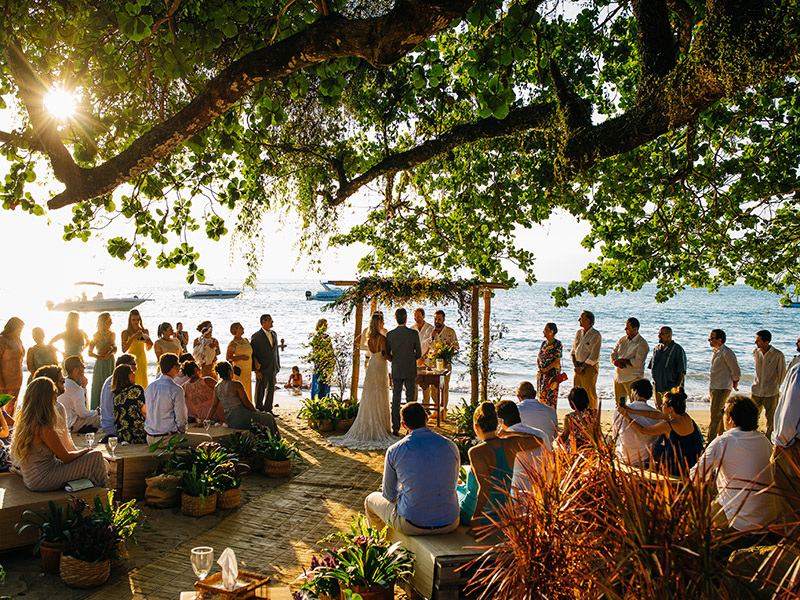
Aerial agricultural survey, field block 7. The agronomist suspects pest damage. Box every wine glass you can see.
[107,437,118,457]
[85,432,95,448]
[191,546,214,597]
[203,419,211,431]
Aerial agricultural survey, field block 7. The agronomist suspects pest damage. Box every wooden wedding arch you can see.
[326,277,508,405]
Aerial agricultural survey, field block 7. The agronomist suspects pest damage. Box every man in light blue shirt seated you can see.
[516,381,558,443]
[365,402,460,535]
[144,353,210,447]
[100,354,137,436]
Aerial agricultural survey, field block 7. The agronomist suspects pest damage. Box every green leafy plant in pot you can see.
[177,465,218,517]
[60,519,118,588]
[212,461,243,509]
[258,431,301,477]
[89,491,147,564]
[18,500,80,574]
[221,430,261,472]
[298,395,336,431]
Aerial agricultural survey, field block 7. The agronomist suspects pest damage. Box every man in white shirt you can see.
[691,395,778,531]
[610,318,649,404]
[772,360,800,526]
[516,381,558,442]
[429,310,459,414]
[57,355,101,432]
[144,353,210,446]
[787,334,800,371]
[571,310,602,409]
[612,379,661,467]
[751,329,787,437]
[410,308,434,402]
[708,329,741,442]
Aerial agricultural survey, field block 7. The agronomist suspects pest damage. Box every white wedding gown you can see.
[329,351,396,450]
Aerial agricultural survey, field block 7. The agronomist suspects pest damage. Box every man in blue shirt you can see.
[365,402,460,535]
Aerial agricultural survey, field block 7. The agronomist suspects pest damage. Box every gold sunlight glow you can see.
[43,87,78,120]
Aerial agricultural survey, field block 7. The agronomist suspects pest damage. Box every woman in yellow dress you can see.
[226,322,253,401]
[121,309,153,388]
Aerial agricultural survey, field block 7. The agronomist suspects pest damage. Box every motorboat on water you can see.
[184,283,241,299]
[46,282,152,312]
[780,298,800,308]
[305,282,345,301]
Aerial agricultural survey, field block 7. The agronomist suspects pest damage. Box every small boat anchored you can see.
[780,298,800,308]
[184,283,241,299]
[46,282,152,312]
[305,282,345,301]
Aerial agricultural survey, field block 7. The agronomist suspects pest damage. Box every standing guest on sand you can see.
[751,329,787,438]
[611,317,649,404]
[50,312,89,359]
[0,317,25,416]
[121,309,153,388]
[612,379,661,467]
[411,308,434,402]
[516,381,558,444]
[251,314,280,413]
[648,326,686,409]
[58,355,101,432]
[571,311,601,409]
[309,319,334,401]
[365,403,460,535]
[26,327,58,379]
[193,321,220,378]
[707,329,741,442]
[154,322,183,362]
[386,308,422,436]
[227,322,253,401]
[428,310,458,417]
[144,353,210,446]
[691,396,778,531]
[175,322,189,353]
[537,322,563,409]
[771,359,800,526]
[788,334,800,371]
[100,354,137,436]
[88,313,116,410]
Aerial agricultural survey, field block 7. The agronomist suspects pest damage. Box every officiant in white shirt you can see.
[411,308,434,402]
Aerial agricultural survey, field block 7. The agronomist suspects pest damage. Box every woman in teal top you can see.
[457,402,528,527]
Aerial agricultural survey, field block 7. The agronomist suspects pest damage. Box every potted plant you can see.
[18,500,79,574]
[60,520,118,588]
[298,395,335,431]
[177,466,217,516]
[221,430,262,472]
[212,461,243,509]
[295,554,341,600]
[258,432,301,477]
[89,491,147,566]
[332,398,359,432]
[314,515,414,600]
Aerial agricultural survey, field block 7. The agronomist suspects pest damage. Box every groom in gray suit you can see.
[386,308,422,435]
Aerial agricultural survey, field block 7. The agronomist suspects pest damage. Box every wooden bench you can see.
[387,526,483,600]
[0,472,108,551]
[72,425,239,501]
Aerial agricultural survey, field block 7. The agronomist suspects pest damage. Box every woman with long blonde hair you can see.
[11,378,108,491]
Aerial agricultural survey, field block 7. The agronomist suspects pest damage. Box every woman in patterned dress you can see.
[0,317,25,416]
[111,364,147,444]
[536,322,563,409]
[226,322,253,401]
[88,312,116,410]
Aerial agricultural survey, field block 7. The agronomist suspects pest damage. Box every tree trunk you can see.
[350,301,363,402]
[481,288,491,402]
[470,285,479,405]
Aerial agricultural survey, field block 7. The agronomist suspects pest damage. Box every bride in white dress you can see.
[330,313,397,450]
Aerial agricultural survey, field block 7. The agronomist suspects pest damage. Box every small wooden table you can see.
[416,367,450,427]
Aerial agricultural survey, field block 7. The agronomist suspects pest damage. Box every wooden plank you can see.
[470,285,479,405]
[351,301,363,402]
[481,288,491,402]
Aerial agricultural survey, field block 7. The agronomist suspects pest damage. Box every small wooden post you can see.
[470,285,479,405]
[481,288,491,402]
[350,301,364,402]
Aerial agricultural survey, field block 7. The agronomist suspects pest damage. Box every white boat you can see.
[184,283,241,299]
[305,282,345,301]
[46,283,152,312]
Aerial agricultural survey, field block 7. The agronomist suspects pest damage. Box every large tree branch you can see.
[631,0,677,81]
[45,0,476,209]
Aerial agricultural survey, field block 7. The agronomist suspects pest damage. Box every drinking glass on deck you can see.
[191,546,214,598]
[107,437,118,457]
[203,419,211,431]
[85,432,95,449]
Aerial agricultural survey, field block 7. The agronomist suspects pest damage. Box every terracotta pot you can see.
[181,492,217,516]
[318,419,334,432]
[335,418,355,432]
[218,487,241,509]
[262,458,292,477]
[39,540,64,575]
[60,555,111,588]
[340,583,394,600]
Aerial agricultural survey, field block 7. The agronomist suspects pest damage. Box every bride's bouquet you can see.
[430,341,457,363]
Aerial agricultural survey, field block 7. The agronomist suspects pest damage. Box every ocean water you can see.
[2,281,798,410]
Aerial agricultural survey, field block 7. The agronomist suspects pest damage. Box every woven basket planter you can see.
[340,583,394,600]
[335,418,355,432]
[181,492,217,517]
[217,487,241,509]
[308,418,334,432]
[262,458,292,478]
[59,555,111,588]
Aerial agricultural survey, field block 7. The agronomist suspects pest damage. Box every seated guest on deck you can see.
[100,354,137,436]
[111,364,147,444]
[182,360,224,423]
[11,378,108,492]
[458,402,542,526]
[690,395,779,531]
[0,408,11,445]
[33,365,76,451]
[58,355,101,432]
[516,381,558,444]
[365,402,460,535]
[558,387,599,452]
[619,389,704,476]
[612,379,661,466]
[496,400,549,494]
[207,362,278,435]
[144,353,211,447]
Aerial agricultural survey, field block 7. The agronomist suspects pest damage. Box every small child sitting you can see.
[284,366,309,390]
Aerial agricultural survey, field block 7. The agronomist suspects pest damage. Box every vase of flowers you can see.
[430,341,456,367]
